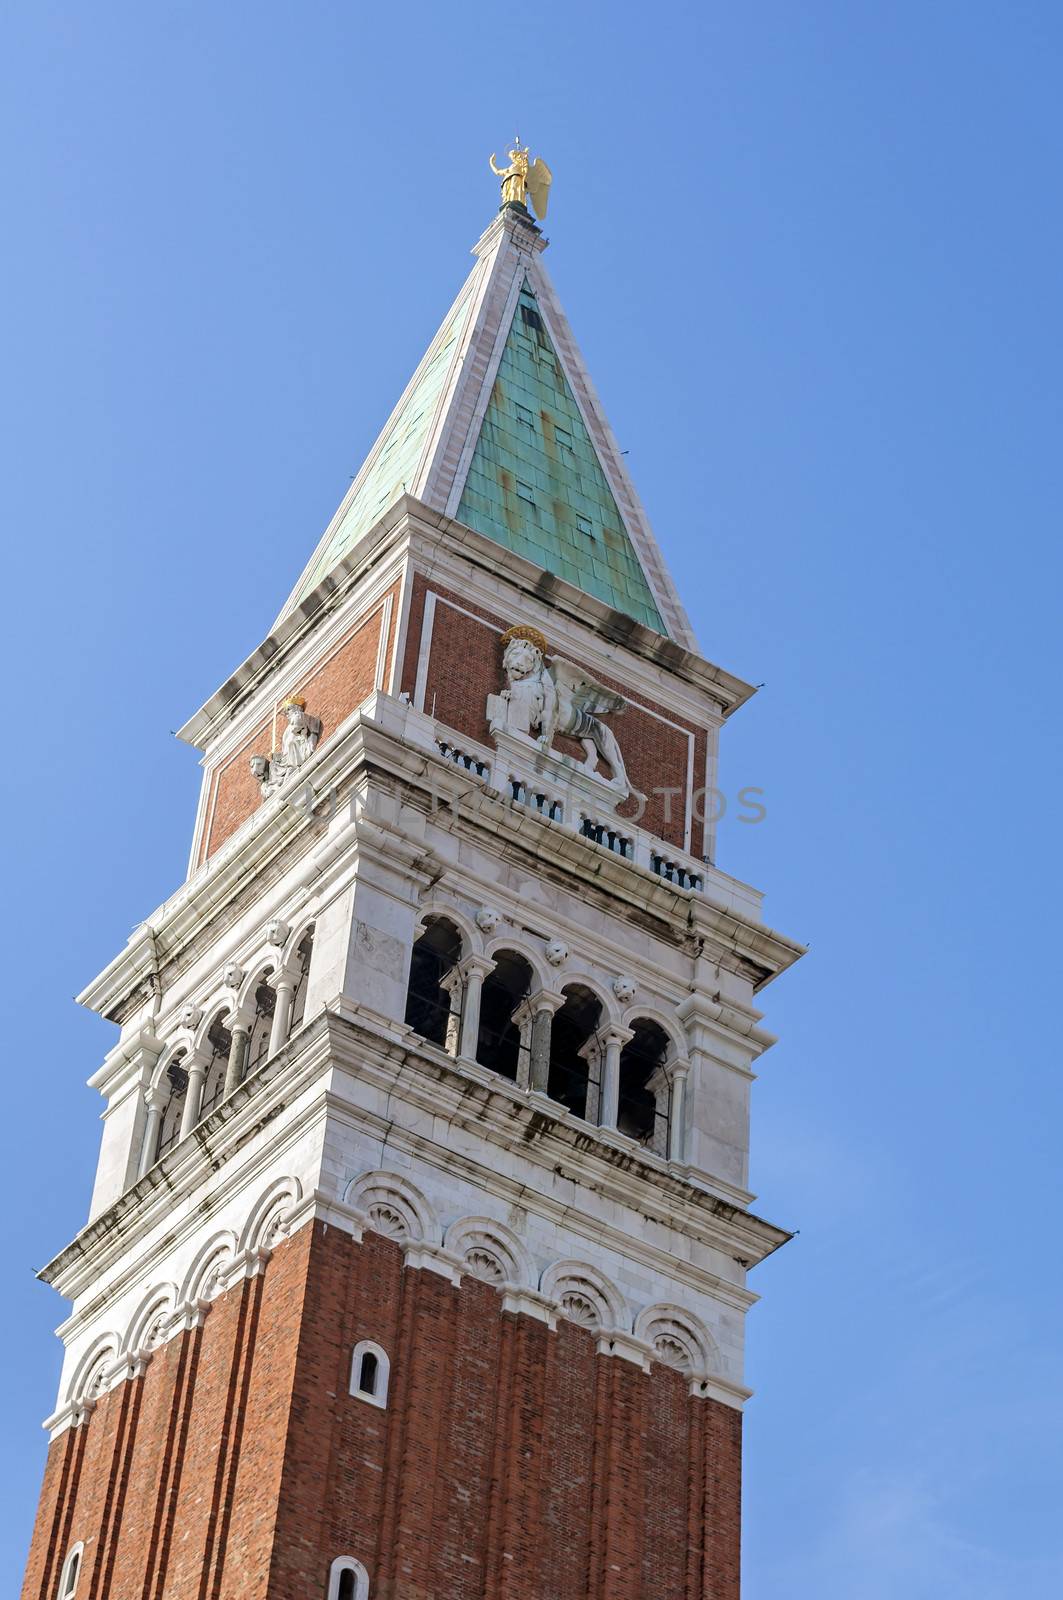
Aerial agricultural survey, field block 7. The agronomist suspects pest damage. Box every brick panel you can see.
[400,574,709,856]
[200,586,399,864]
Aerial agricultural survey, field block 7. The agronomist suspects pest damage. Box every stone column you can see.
[514,991,565,1092]
[224,1019,251,1096]
[668,1061,690,1163]
[457,956,495,1061]
[597,1026,635,1131]
[137,1089,165,1178]
[529,1007,552,1091]
[179,1050,209,1140]
[580,1037,604,1122]
[268,971,298,1057]
[439,969,464,1057]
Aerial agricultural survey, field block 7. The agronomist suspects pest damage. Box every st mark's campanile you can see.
[22,148,802,1600]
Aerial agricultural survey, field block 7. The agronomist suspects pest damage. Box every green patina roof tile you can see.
[456,281,663,632]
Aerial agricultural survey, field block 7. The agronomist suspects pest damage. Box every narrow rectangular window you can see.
[555,427,574,457]
[515,404,535,429]
[575,515,594,538]
[516,481,536,504]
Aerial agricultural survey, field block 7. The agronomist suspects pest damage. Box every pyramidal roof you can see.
[277,209,696,648]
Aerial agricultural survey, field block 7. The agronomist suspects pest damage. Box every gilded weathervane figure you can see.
[490,138,552,219]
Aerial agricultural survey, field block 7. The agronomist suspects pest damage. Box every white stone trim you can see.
[57,1541,84,1599]
[541,1259,627,1333]
[443,1216,531,1287]
[418,587,697,755]
[373,591,394,691]
[326,1555,370,1600]
[179,1231,238,1306]
[596,1331,654,1372]
[238,1175,303,1253]
[442,267,526,521]
[121,1284,177,1355]
[401,1241,463,1283]
[634,1302,720,1381]
[350,1339,390,1409]
[412,588,437,715]
[500,1286,558,1328]
[343,1169,436,1246]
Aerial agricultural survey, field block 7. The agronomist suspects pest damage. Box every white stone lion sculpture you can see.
[493,630,635,798]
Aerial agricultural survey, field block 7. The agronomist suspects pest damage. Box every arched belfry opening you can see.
[198,1013,233,1121]
[154,1053,188,1163]
[618,1020,672,1152]
[547,985,602,1119]
[476,951,533,1080]
[405,917,463,1050]
[288,929,314,1033]
[244,972,277,1081]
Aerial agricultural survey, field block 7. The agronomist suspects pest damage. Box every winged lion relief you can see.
[486,624,637,801]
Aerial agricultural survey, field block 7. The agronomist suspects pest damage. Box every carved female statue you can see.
[278,697,319,770]
[249,696,322,798]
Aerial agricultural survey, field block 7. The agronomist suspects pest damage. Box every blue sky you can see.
[2,2,1061,1593]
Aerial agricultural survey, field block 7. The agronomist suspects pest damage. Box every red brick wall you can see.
[23,1221,742,1600]
[400,575,710,857]
[21,1226,312,1600]
[199,587,400,864]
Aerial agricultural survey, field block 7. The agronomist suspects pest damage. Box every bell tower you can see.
[21,166,802,1600]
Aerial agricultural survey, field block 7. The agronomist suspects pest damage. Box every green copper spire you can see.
[456,282,665,632]
[278,208,694,645]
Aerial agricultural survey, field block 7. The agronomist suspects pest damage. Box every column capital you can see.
[600,1024,635,1051]
[513,988,566,1029]
[458,954,496,982]
[183,1046,210,1077]
[648,1053,691,1087]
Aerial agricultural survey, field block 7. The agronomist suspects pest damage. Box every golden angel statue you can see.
[490,140,552,220]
